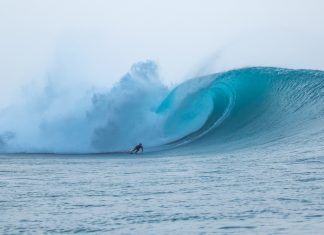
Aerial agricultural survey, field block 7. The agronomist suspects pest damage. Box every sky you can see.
[1,0,324,107]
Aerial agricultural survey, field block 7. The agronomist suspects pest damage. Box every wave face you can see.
[1,62,324,154]
[158,67,324,153]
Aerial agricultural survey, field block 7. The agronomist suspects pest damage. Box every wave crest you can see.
[1,63,324,154]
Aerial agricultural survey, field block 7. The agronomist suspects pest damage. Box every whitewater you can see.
[1,61,324,234]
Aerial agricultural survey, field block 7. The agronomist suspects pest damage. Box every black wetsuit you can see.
[132,144,143,154]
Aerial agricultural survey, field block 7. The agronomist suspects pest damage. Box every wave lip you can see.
[157,75,236,147]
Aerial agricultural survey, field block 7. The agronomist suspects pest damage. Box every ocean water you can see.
[1,144,324,234]
[1,65,324,234]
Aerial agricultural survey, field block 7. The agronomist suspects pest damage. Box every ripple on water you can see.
[1,152,324,234]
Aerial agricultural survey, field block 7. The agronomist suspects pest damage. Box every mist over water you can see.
[0,61,169,153]
[90,61,168,151]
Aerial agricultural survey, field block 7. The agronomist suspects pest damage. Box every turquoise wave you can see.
[156,67,324,151]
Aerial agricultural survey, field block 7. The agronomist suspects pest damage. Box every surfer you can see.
[130,143,144,154]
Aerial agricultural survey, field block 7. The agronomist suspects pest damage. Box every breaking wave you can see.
[1,61,324,154]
